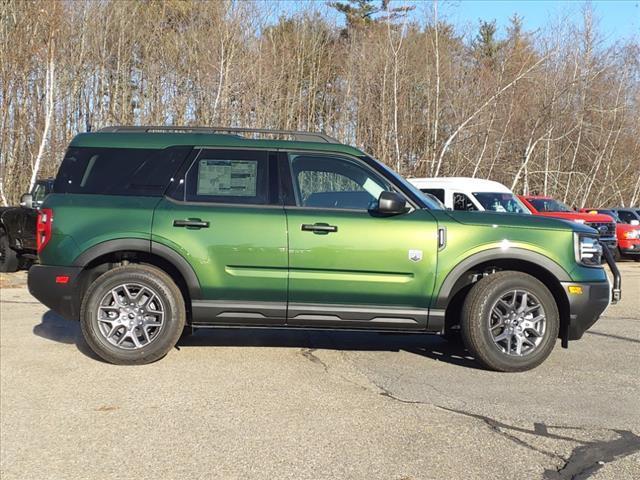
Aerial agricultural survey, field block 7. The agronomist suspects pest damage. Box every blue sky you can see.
[274,1,639,43]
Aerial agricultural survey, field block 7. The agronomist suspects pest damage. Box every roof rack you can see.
[97,126,339,144]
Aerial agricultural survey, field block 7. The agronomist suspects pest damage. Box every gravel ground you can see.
[1,263,639,479]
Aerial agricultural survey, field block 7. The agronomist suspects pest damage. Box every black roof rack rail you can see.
[97,126,339,144]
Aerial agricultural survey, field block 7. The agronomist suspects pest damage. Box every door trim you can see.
[192,300,286,325]
[288,303,428,329]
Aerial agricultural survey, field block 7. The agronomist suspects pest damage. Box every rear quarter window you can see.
[53,147,191,196]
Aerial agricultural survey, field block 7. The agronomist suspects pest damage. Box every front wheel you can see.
[460,271,559,372]
[80,264,186,365]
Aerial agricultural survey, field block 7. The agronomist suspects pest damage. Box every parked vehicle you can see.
[580,208,640,261]
[608,207,640,225]
[518,195,618,253]
[28,126,620,371]
[0,179,54,272]
[408,177,530,214]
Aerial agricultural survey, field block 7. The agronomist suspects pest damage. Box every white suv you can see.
[408,177,530,214]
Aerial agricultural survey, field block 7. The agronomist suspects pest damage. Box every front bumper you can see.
[561,281,611,340]
[619,241,640,255]
[560,244,621,342]
[28,265,82,320]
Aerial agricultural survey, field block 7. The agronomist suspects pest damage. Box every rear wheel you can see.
[0,230,19,273]
[80,264,185,365]
[460,271,559,372]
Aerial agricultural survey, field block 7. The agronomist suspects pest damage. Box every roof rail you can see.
[97,126,339,144]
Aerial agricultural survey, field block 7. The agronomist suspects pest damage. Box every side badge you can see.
[408,249,423,262]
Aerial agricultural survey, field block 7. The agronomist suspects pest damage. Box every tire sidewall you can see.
[465,274,559,372]
[81,266,185,364]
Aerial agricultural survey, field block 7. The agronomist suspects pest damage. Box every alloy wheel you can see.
[489,289,546,356]
[97,283,165,350]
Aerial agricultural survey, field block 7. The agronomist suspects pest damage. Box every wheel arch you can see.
[72,239,202,321]
[436,248,571,342]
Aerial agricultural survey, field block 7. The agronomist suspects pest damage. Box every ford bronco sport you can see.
[28,126,621,371]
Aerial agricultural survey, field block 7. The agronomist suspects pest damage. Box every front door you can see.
[152,149,288,325]
[282,152,439,329]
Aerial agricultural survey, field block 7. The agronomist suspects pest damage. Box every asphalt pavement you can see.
[1,264,639,479]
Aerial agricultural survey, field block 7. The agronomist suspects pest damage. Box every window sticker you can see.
[197,160,257,197]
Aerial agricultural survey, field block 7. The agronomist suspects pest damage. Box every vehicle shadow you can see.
[32,311,105,362]
[32,312,480,369]
[179,328,482,370]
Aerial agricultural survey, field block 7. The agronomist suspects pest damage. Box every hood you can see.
[441,210,595,234]
[535,211,614,223]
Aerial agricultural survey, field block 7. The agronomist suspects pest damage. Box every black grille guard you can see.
[601,244,622,304]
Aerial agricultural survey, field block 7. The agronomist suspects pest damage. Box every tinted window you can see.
[54,147,190,196]
[185,149,269,204]
[453,192,477,211]
[617,210,638,224]
[421,188,445,203]
[32,183,48,204]
[473,192,530,214]
[529,198,572,212]
[289,154,390,210]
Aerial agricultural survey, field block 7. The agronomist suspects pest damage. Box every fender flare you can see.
[433,247,571,310]
[72,238,202,299]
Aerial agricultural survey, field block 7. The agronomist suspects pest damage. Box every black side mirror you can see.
[20,193,33,209]
[371,191,408,216]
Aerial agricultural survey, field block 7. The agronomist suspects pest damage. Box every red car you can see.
[580,209,640,261]
[519,196,618,252]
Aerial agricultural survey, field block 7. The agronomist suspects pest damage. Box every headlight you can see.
[574,234,603,266]
[623,230,640,239]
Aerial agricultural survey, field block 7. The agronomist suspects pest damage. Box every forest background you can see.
[1,0,639,206]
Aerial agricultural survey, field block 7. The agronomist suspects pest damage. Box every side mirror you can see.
[20,193,33,209]
[372,191,408,216]
[630,220,640,226]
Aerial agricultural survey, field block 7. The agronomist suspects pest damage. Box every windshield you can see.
[529,198,573,212]
[473,192,530,214]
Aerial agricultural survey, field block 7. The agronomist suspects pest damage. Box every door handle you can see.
[301,223,338,234]
[173,219,210,229]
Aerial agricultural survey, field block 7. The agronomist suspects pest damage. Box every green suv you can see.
[28,126,620,371]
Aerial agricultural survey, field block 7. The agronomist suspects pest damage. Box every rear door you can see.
[152,149,288,325]
[282,152,439,329]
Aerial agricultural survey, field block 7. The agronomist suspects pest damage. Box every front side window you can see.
[473,192,530,214]
[185,149,269,204]
[289,154,390,210]
[453,192,478,211]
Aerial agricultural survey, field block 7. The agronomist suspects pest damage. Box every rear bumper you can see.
[28,265,82,320]
[561,281,610,340]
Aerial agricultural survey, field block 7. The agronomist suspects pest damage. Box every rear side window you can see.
[420,188,444,203]
[54,147,191,196]
[184,149,270,204]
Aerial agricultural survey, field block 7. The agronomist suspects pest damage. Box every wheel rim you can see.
[488,289,546,357]
[96,283,165,350]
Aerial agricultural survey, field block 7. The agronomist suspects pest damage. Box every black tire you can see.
[80,264,186,365]
[0,230,19,273]
[460,271,559,372]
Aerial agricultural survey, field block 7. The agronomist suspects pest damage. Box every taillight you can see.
[37,208,53,253]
